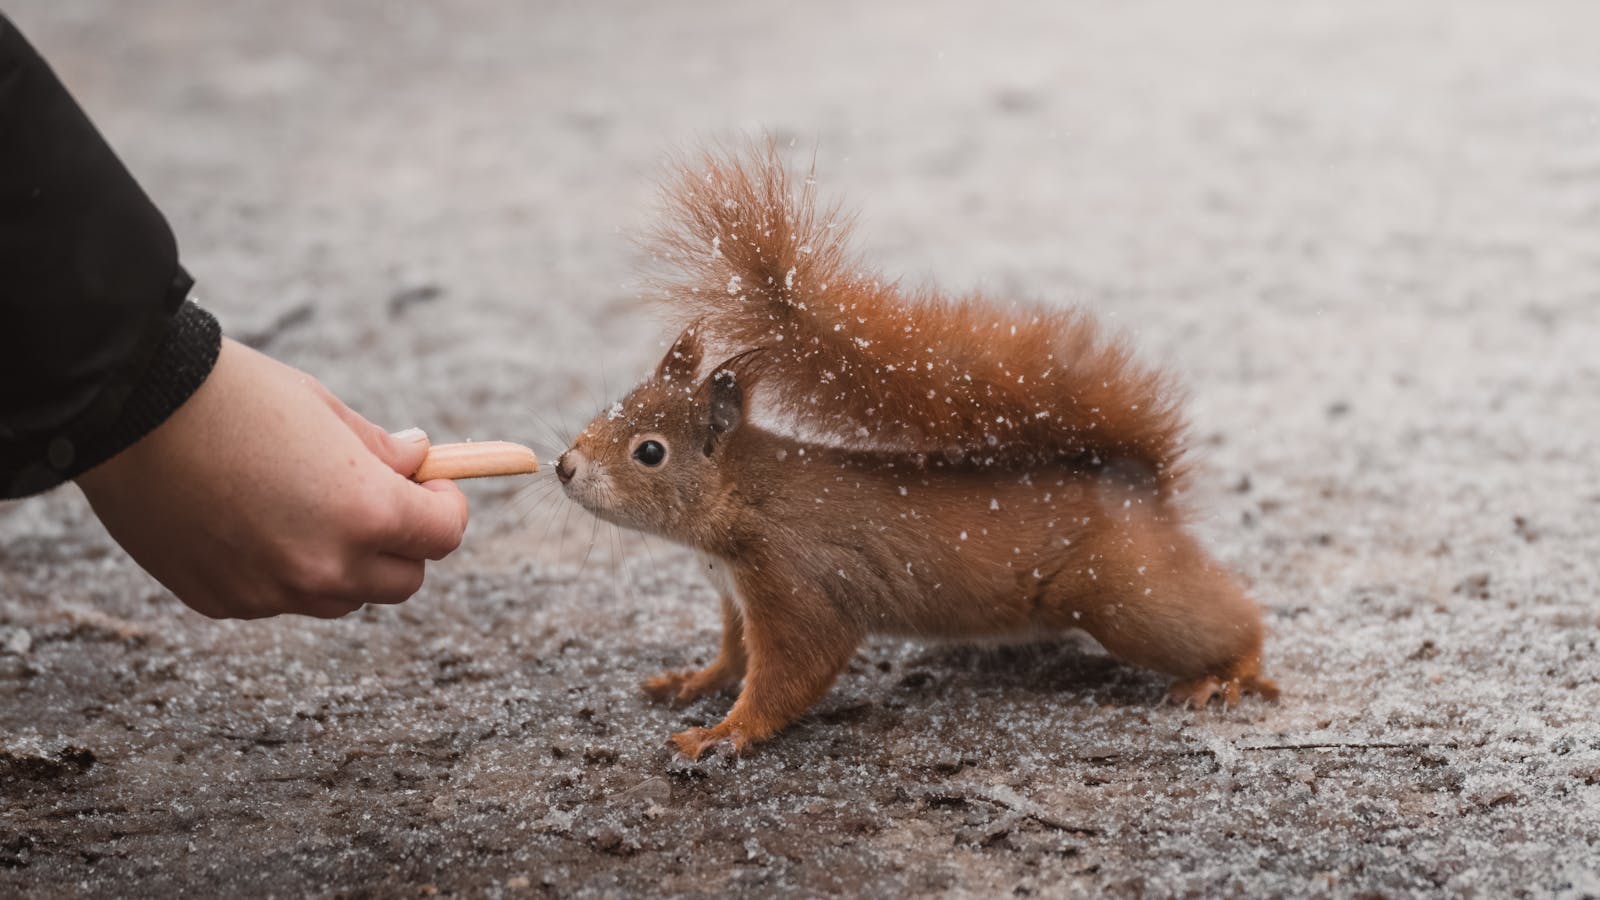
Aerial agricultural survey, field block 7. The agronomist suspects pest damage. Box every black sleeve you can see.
[0,11,221,499]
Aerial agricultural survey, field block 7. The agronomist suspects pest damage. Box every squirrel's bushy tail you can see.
[648,141,1189,497]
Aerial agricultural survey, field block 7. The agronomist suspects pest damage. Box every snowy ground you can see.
[4,1,1599,896]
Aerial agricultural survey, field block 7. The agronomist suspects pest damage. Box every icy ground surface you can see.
[4,1,1599,896]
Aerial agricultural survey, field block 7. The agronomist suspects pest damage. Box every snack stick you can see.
[414,441,540,481]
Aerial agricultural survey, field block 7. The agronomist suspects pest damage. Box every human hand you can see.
[76,338,469,619]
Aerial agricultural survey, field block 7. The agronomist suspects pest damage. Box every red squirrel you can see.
[556,143,1277,759]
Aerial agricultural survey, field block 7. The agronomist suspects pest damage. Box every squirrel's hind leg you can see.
[1039,515,1279,708]
[670,595,858,760]
[643,593,747,707]
[1072,584,1278,709]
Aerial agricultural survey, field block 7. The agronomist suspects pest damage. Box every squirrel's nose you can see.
[555,452,576,484]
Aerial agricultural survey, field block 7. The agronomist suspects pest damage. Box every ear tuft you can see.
[655,324,704,384]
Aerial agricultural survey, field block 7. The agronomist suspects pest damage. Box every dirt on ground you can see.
[3,1,1599,896]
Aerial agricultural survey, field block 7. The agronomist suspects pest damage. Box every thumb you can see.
[313,383,433,477]
[329,400,431,477]
[377,426,432,478]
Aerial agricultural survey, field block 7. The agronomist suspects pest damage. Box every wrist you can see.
[75,321,230,496]
[13,301,222,498]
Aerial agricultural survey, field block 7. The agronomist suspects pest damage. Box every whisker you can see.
[508,484,561,531]
[506,398,573,451]
[578,509,601,580]
[634,528,663,583]
[535,495,565,551]
[554,493,579,564]
[608,520,623,590]
[501,476,559,526]
[544,406,576,449]
[517,407,571,457]
[525,435,566,458]
[507,471,556,505]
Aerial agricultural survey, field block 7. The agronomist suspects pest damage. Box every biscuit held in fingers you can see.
[413,441,540,481]
[75,339,471,619]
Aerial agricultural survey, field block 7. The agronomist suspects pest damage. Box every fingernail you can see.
[391,427,428,444]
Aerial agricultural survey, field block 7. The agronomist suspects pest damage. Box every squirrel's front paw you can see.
[669,725,748,761]
[641,667,740,707]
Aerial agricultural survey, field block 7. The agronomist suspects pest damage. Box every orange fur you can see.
[559,143,1275,760]
[649,141,1189,497]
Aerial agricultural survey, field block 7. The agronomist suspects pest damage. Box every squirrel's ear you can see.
[702,367,744,455]
[655,325,704,384]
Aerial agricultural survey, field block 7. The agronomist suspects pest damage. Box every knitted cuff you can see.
[2,300,222,498]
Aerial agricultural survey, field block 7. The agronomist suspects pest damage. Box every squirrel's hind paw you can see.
[1167,673,1280,709]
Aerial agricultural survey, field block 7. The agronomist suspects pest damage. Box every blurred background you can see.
[12,2,1600,466]
[3,1,1598,895]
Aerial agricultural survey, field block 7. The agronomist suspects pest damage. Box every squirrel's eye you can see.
[633,439,667,467]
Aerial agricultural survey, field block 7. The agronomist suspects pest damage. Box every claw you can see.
[669,726,748,761]
[1168,677,1221,708]
[641,670,697,707]
[1168,673,1279,709]
[642,667,741,708]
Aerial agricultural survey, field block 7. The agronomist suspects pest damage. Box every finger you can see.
[296,598,368,620]
[289,557,426,612]
[323,393,432,478]
[379,478,470,560]
[356,554,428,605]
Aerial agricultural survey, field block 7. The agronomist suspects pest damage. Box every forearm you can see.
[0,11,220,498]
